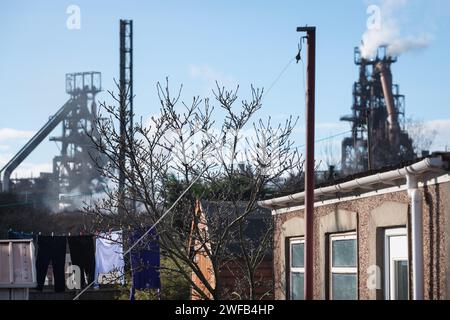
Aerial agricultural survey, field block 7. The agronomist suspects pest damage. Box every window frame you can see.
[329,232,358,300]
[384,227,409,300]
[289,237,304,300]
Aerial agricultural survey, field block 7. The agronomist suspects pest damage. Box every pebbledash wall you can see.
[263,155,450,300]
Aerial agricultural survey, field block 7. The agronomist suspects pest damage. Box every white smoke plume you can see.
[360,0,433,58]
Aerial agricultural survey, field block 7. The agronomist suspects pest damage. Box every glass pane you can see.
[332,274,357,300]
[291,243,304,268]
[291,272,304,300]
[332,239,357,267]
[395,260,409,300]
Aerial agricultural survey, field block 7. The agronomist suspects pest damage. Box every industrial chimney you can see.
[340,46,415,175]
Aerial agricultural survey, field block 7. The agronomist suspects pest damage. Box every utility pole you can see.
[297,26,316,300]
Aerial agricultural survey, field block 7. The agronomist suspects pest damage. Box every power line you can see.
[293,40,349,152]
[295,130,352,150]
[262,56,296,100]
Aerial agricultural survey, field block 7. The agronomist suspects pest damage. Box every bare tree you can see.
[319,140,341,170]
[406,118,437,156]
[84,79,302,300]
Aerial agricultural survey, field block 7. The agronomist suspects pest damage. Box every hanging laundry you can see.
[36,235,67,292]
[8,230,37,242]
[95,231,124,286]
[129,229,161,300]
[68,235,95,288]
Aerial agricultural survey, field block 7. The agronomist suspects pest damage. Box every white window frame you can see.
[329,232,358,300]
[289,238,304,300]
[384,228,409,300]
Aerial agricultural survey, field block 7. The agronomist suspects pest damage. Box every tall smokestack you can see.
[376,61,400,149]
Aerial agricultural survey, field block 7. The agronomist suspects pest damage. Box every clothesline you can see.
[7,229,138,243]
[8,228,160,297]
[8,229,88,237]
[73,166,207,300]
[7,160,209,299]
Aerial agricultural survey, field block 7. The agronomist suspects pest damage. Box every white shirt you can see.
[94,231,125,285]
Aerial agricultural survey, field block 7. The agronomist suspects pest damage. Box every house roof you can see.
[258,152,450,211]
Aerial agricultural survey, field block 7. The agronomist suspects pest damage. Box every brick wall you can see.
[273,181,450,300]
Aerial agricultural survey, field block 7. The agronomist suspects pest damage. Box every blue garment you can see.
[8,230,37,242]
[129,229,160,300]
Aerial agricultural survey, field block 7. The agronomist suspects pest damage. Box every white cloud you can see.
[0,151,52,179]
[0,162,51,181]
[0,144,10,151]
[0,128,48,178]
[188,64,237,88]
[0,128,35,142]
[424,119,450,151]
[425,119,450,131]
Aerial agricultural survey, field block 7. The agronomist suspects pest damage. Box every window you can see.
[289,238,304,300]
[329,233,358,300]
[384,228,409,300]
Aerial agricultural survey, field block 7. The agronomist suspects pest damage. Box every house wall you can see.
[219,257,273,300]
[273,181,450,300]
[192,255,273,300]
[444,181,450,299]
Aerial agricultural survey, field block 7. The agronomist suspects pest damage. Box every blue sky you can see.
[1,0,450,177]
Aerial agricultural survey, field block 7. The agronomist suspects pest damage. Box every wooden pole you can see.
[297,26,316,300]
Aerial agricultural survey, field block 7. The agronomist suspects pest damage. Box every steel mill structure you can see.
[0,39,417,210]
[341,46,415,175]
[0,72,106,209]
[0,20,134,211]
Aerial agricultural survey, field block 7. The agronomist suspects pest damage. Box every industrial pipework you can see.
[376,61,401,150]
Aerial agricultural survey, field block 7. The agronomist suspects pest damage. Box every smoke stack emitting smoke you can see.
[360,0,432,59]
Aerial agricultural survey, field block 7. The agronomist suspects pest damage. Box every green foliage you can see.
[159,256,191,300]
[116,256,191,300]
[116,274,158,300]
[162,168,272,204]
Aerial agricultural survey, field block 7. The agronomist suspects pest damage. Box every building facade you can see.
[259,153,450,300]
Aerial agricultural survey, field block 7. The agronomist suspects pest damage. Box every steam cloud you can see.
[360,0,433,58]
